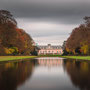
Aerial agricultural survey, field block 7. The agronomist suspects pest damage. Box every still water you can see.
[0,57,90,90]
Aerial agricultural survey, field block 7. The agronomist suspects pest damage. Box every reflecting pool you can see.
[0,57,90,90]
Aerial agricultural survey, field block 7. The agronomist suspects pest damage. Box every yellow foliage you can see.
[81,45,88,54]
[66,48,70,52]
[4,48,15,54]
[72,49,75,54]
[25,40,28,48]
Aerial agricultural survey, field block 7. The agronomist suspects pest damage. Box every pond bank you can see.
[38,55,90,60]
[0,56,37,62]
[0,55,90,62]
[61,56,90,60]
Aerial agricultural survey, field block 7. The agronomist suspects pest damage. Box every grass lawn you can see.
[0,56,37,62]
[38,55,62,57]
[38,55,90,60]
[0,55,90,62]
[61,56,90,60]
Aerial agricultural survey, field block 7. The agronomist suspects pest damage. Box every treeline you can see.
[63,17,90,55]
[0,10,36,55]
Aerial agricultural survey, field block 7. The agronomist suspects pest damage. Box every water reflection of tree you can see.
[0,59,35,90]
[63,59,90,90]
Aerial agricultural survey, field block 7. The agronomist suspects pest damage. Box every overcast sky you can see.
[0,0,90,45]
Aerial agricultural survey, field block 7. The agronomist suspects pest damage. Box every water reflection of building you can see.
[37,57,63,66]
[38,44,63,55]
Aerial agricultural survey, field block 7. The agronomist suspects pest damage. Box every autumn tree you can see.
[0,10,35,55]
[65,17,90,55]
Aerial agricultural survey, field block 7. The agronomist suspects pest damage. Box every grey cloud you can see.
[0,0,90,24]
[1,0,90,45]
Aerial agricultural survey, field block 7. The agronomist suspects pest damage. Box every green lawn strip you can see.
[0,56,37,62]
[38,55,90,60]
[38,55,62,57]
[61,56,90,60]
[1,56,89,61]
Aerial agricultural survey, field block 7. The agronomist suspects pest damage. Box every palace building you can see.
[38,44,63,55]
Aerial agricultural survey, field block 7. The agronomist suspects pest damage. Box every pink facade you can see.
[38,44,63,55]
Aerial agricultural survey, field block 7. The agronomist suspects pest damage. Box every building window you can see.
[48,51,50,53]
